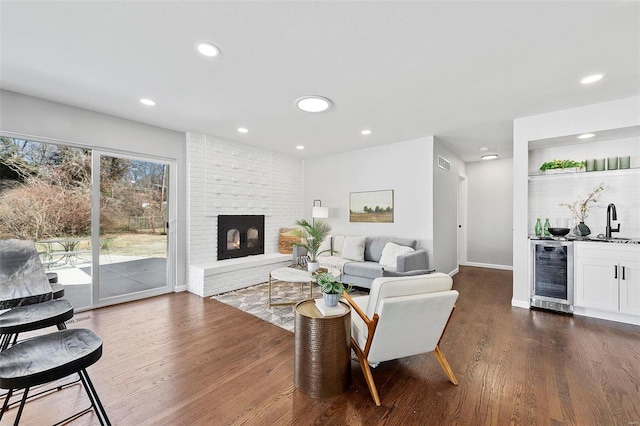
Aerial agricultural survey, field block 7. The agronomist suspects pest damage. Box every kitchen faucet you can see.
[606,203,620,238]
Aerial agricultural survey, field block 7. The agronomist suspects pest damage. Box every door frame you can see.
[91,150,175,308]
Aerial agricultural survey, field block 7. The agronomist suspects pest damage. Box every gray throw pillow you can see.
[381,268,434,277]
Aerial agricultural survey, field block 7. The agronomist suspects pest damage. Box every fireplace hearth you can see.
[217,215,265,260]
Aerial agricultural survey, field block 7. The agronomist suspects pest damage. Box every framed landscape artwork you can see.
[349,190,394,223]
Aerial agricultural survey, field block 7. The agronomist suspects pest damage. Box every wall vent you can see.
[437,156,451,172]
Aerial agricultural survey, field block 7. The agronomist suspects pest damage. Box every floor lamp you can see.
[312,199,329,225]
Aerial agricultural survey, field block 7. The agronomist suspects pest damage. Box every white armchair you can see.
[342,272,459,406]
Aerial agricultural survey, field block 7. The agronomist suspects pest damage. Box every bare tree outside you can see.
[0,137,167,246]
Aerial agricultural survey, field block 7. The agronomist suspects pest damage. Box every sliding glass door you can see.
[0,136,173,310]
[93,152,170,305]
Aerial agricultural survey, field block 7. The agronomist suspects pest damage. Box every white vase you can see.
[307,261,319,273]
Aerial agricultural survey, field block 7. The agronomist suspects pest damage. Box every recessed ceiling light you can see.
[295,96,332,113]
[481,154,499,160]
[581,74,604,85]
[197,42,220,57]
[296,146,305,150]
[479,146,489,151]
[140,98,156,106]
[361,129,372,135]
[578,133,595,139]
[237,127,248,133]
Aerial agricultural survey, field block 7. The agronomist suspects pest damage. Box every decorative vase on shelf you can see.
[573,222,591,237]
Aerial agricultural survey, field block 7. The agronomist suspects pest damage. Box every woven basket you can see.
[278,228,300,254]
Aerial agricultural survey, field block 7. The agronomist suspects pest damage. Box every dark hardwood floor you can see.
[5,266,640,425]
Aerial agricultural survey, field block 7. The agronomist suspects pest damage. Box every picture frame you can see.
[349,190,394,223]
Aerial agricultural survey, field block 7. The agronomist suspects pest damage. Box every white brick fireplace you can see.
[186,132,303,296]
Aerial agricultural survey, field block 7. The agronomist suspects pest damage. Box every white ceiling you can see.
[1,1,639,162]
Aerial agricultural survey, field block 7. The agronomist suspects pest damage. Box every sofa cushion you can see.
[365,237,417,262]
[342,236,366,261]
[379,242,415,268]
[382,268,433,277]
[333,235,346,256]
[318,256,351,274]
[343,261,383,279]
[318,235,332,256]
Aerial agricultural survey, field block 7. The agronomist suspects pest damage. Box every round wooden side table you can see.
[294,299,351,398]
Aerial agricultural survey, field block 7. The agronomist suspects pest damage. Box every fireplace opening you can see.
[218,215,265,260]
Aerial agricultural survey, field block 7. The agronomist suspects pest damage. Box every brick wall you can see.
[186,132,303,295]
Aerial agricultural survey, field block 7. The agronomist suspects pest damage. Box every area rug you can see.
[211,281,368,332]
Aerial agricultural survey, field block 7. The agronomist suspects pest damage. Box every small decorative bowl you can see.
[548,227,570,237]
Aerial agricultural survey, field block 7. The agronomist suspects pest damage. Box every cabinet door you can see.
[575,257,619,311]
[619,260,640,316]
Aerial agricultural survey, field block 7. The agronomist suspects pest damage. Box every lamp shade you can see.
[312,206,329,219]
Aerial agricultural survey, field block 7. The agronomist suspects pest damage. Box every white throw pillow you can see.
[379,242,415,269]
[333,235,346,256]
[318,235,332,256]
[341,236,366,262]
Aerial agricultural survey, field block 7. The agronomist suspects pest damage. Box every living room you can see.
[1,1,639,424]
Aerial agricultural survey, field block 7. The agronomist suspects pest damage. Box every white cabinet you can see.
[575,242,640,317]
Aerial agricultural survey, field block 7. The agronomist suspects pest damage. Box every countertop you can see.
[529,235,640,244]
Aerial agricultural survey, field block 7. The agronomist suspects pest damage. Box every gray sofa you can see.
[293,236,428,289]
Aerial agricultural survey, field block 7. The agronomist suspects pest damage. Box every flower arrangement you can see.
[560,183,605,222]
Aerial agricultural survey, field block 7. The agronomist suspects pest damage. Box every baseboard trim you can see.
[462,262,513,271]
[174,285,187,292]
[511,299,530,309]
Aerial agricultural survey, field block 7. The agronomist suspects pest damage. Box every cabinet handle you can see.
[622,266,626,280]
[614,265,618,279]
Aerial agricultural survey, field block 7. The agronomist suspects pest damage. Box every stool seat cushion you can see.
[0,329,102,389]
[51,283,65,299]
[0,299,74,334]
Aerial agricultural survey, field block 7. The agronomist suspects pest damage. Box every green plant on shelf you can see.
[539,159,586,171]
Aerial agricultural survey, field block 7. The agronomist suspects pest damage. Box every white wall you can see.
[186,132,303,265]
[0,90,187,289]
[433,138,466,274]
[304,137,435,263]
[465,158,513,268]
[513,96,640,308]
[529,135,640,238]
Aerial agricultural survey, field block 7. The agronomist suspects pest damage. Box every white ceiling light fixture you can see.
[196,42,220,57]
[479,146,489,151]
[581,73,604,85]
[578,133,595,139]
[140,98,157,106]
[481,154,499,160]
[237,127,248,133]
[361,129,372,135]
[296,145,304,150]
[295,96,332,113]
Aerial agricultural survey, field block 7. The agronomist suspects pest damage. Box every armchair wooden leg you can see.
[352,340,381,406]
[434,345,458,385]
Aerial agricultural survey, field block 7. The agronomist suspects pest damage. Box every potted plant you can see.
[292,219,332,272]
[559,183,605,236]
[539,159,586,174]
[315,272,352,307]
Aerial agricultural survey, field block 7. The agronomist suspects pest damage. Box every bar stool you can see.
[0,299,74,351]
[0,328,110,425]
[45,272,65,299]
